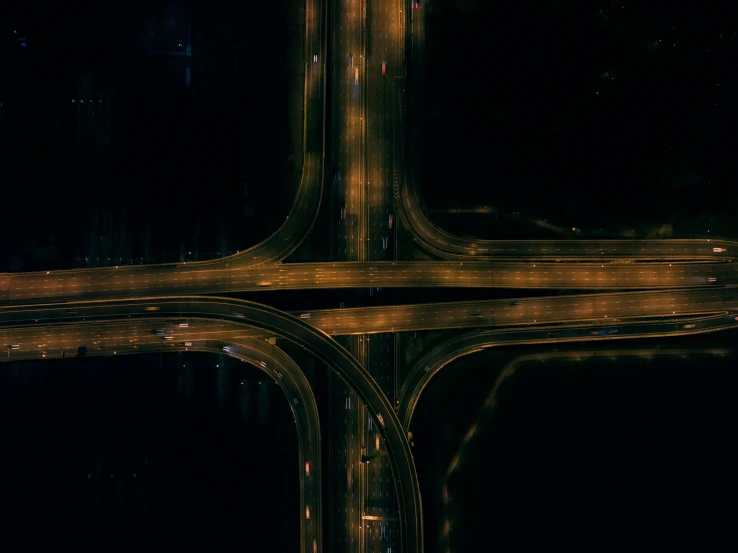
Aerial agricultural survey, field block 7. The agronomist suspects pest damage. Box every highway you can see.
[332,0,371,548]
[350,0,404,550]
[300,288,737,335]
[399,3,737,262]
[3,260,736,303]
[3,289,737,340]
[0,297,423,553]
[396,314,738,431]
[364,0,401,263]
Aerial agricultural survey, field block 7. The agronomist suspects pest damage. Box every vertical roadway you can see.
[332,0,368,551]
[362,0,405,552]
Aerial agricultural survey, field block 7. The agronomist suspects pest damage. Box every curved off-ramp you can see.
[1,320,322,553]
[397,313,738,431]
[0,0,326,299]
[0,296,423,553]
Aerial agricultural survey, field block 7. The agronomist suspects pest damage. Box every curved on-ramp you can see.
[397,313,738,431]
[1,321,322,553]
[4,259,737,305]
[0,296,423,553]
[399,2,736,262]
[0,0,326,295]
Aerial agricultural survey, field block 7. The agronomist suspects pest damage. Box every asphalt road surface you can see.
[300,287,737,334]
[3,289,736,338]
[3,261,735,304]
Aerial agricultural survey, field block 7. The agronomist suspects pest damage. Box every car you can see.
[256,281,272,287]
[388,214,393,229]
[153,329,165,335]
[349,54,353,68]
[305,462,311,476]
[684,324,696,329]
[9,344,20,350]
[511,301,522,306]
[313,52,318,62]
[354,68,359,85]
[708,277,716,283]
[299,313,311,319]
[412,0,419,8]
[382,61,386,76]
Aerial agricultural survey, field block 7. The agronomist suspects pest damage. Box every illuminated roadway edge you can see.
[397,312,738,431]
[12,334,322,553]
[435,347,733,552]
[0,297,423,553]
[4,261,738,305]
[396,2,736,262]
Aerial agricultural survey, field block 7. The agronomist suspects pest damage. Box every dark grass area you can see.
[0,352,298,550]
[412,330,738,553]
[417,0,738,239]
[0,0,303,271]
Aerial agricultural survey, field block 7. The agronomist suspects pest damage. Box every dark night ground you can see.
[0,0,301,272]
[412,331,738,553]
[419,0,738,239]
[0,353,299,551]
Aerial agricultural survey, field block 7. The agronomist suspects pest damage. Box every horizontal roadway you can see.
[0,297,422,553]
[2,261,736,303]
[300,288,738,334]
[3,289,737,338]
